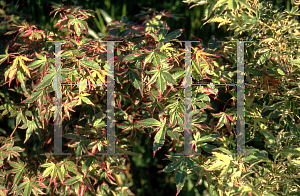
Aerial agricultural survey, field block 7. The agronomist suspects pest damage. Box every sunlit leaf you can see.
[175,164,187,196]
[153,126,166,157]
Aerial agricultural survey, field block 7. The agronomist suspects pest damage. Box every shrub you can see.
[0,1,299,195]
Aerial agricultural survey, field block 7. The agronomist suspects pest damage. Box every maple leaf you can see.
[193,47,218,72]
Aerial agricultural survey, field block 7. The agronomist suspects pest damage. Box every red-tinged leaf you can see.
[175,164,187,196]
[64,175,83,186]
[80,182,87,196]
[84,179,94,193]
[146,72,159,86]
[8,68,17,87]
[211,111,223,118]
[105,173,117,185]
[194,47,218,71]
[225,113,234,122]
[200,87,217,96]
[216,113,226,130]
[17,56,33,78]
[5,58,19,82]
[224,116,232,132]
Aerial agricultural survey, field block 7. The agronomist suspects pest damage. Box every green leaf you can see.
[117,148,142,156]
[157,73,166,93]
[129,69,143,96]
[282,147,300,156]
[80,59,101,70]
[124,54,141,62]
[14,170,24,185]
[236,0,254,12]
[212,0,228,13]
[196,135,217,143]
[42,163,54,177]
[245,67,263,76]
[17,56,32,78]
[161,72,176,85]
[257,51,271,66]
[153,126,166,157]
[161,159,183,173]
[215,113,226,130]
[81,156,95,175]
[261,130,276,147]
[161,29,184,42]
[81,97,94,106]
[16,71,26,90]
[276,68,286,75]
[157,22,168,41]
[40,162,53,168]
[24,121,37,144]
[56,166,63,183]
[175,164,187,196]
[64,175,83,185]
[228,0,237,10]
[144,52,154,66]
[288,120,298,133]
[213,152,231,162]
[0,54,9,65]
[139,118,162,127]
[200,143,217,153]
[242,155,260,163]
[22,91,43,104]
[15,180,29,191]
[220,163,231,176]
[207,160,224,170]
[167,129,179,139]
[35,72,55,90]
[16,111,22,126]
[28,59,46,70]
[184,157,196,169]
[264,100,284,110]
[65,161,81,175]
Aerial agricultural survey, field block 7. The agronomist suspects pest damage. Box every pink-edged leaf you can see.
[175,164,187,196]
[225,113,234,122]
[105,173,117,185]
[80,182,87,196]
[215,113,226,130]
[153,126,166,158]
[8,68,17,87]
[138,118,162,127]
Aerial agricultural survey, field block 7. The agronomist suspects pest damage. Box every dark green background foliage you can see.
[0,0,300,196]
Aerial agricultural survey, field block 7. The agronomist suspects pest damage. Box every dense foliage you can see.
[0,0,300,195]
